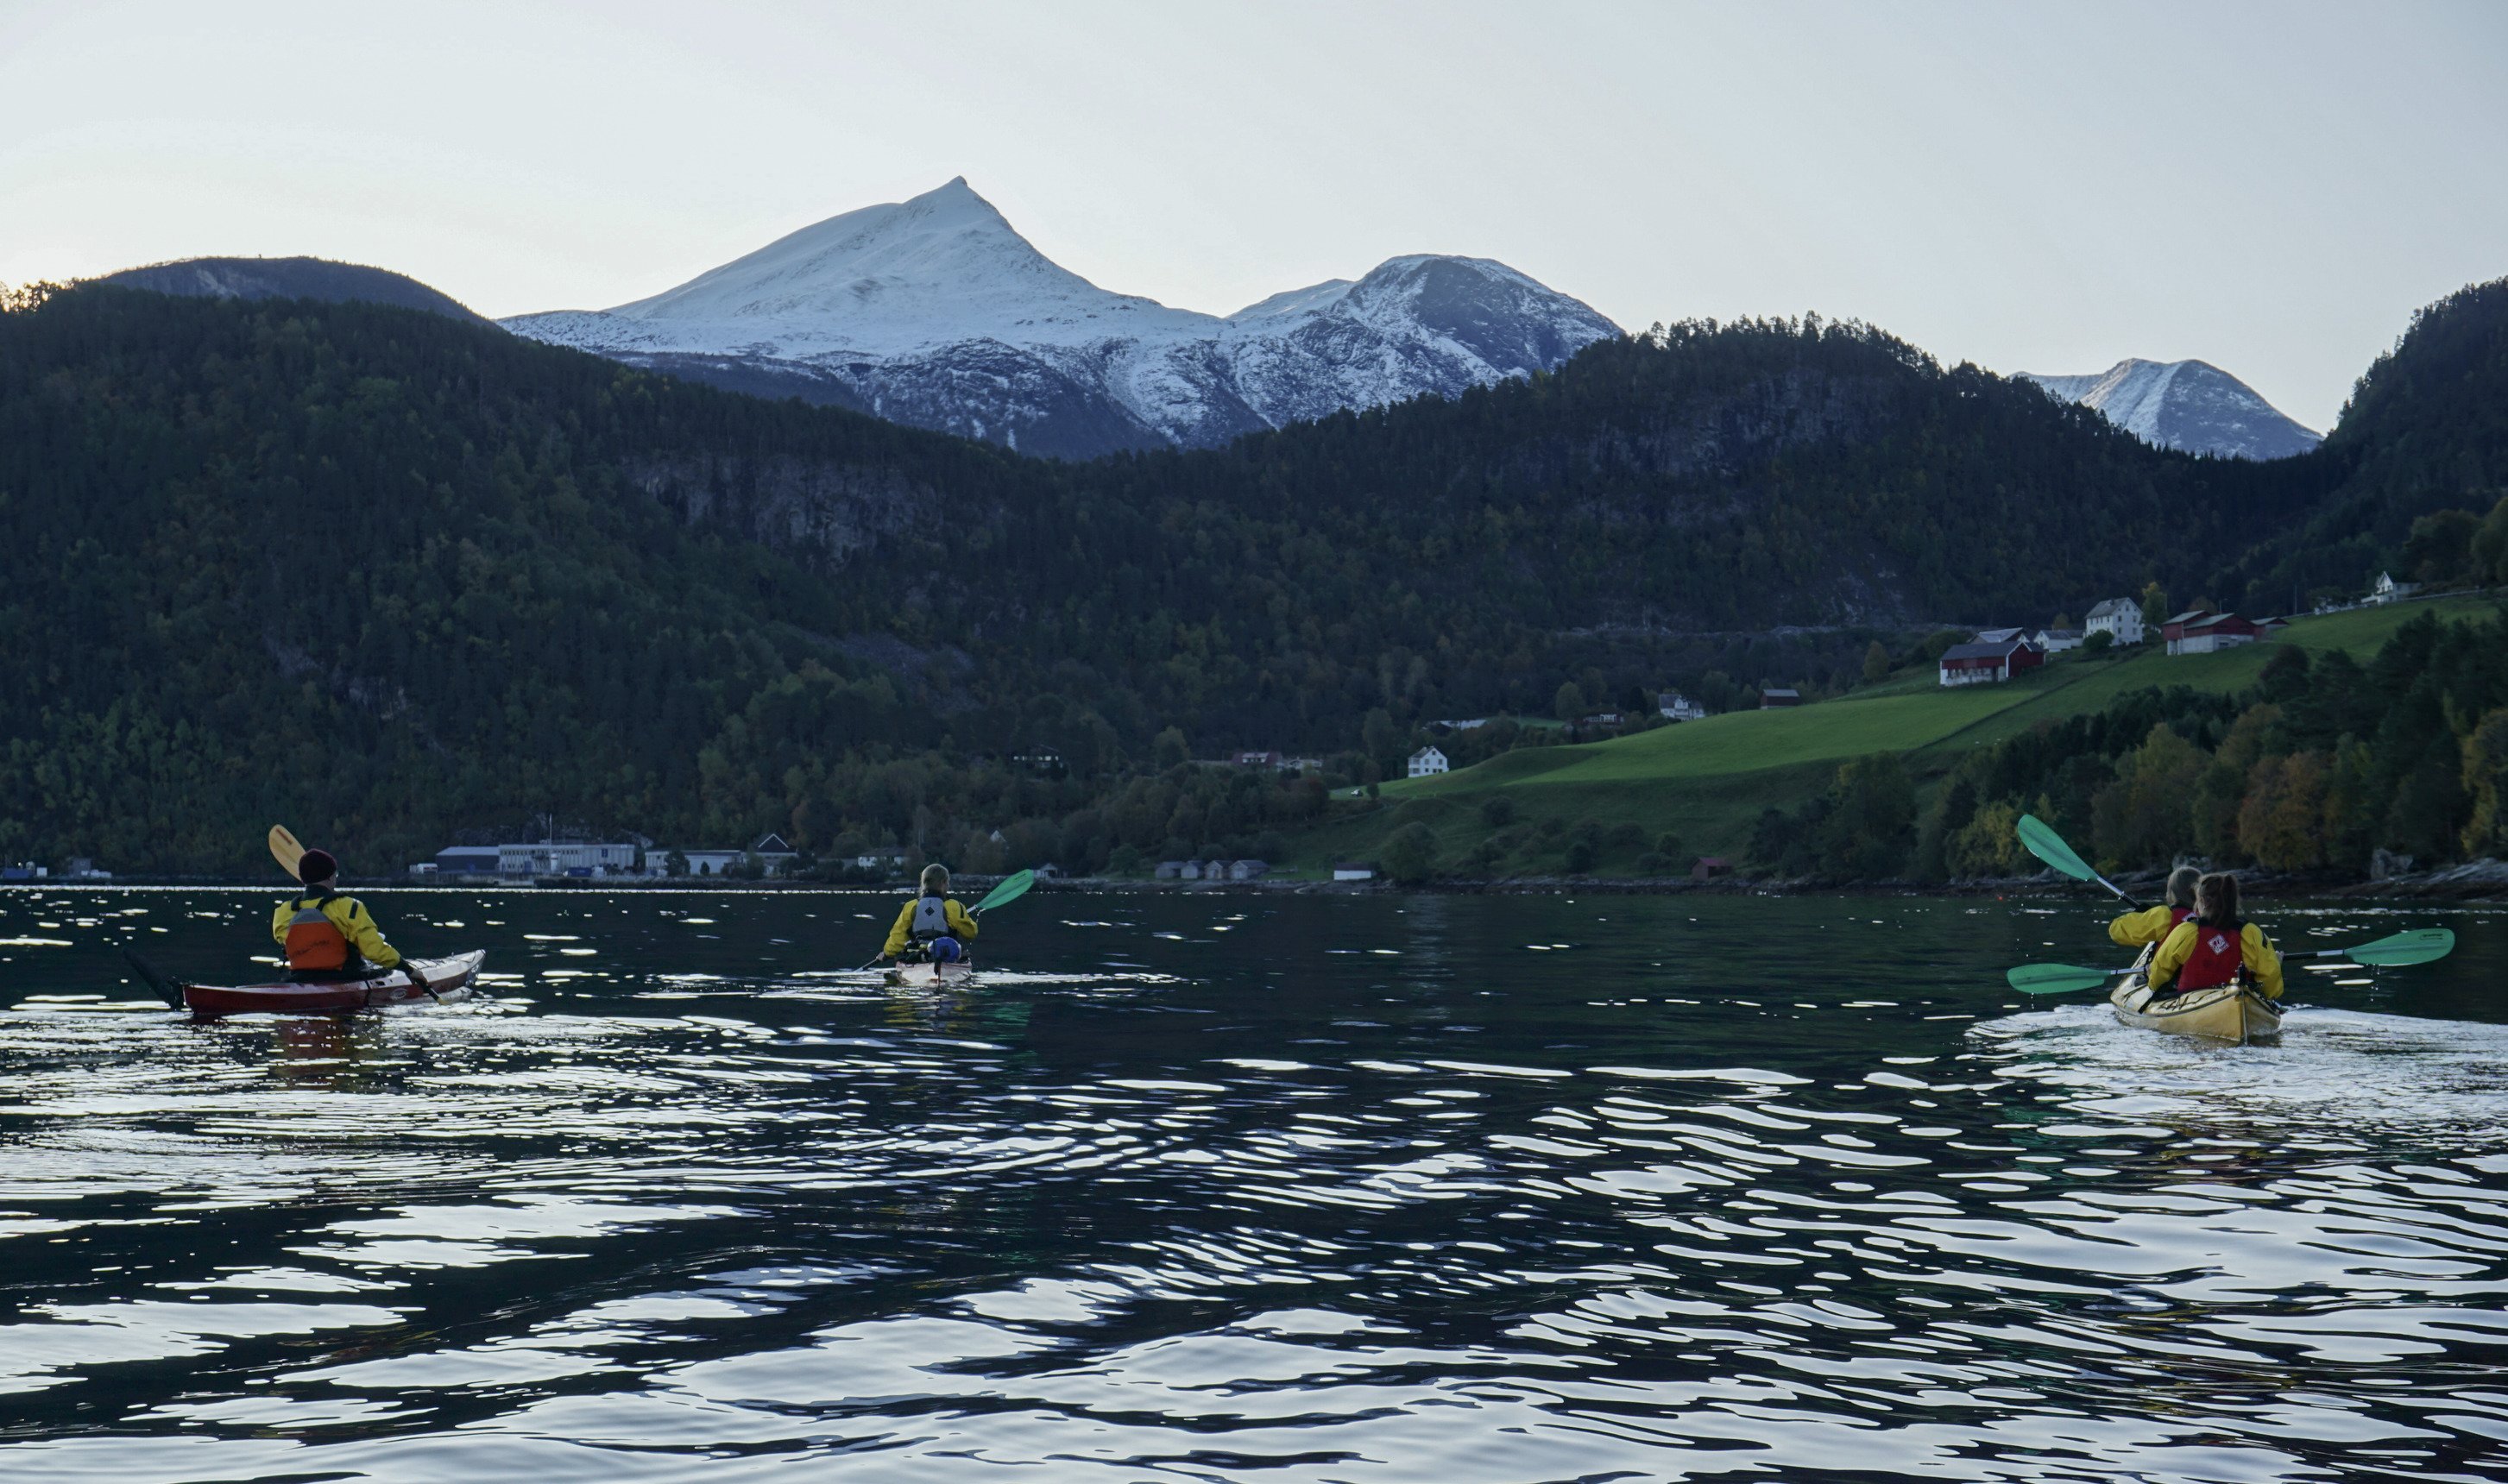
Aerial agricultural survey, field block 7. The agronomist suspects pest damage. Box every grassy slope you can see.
[1287,595,2492,877]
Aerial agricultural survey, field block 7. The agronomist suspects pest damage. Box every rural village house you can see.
[2084,597,2145,645]
[1938,638,2045,686]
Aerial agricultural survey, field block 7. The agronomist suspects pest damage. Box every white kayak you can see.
[884,959,975,988]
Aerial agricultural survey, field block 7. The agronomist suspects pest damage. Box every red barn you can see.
[1938,638,2045,686]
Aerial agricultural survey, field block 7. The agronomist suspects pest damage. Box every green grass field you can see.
[1289,594,2494,877]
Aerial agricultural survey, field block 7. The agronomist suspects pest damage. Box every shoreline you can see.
[10,858,2505,902]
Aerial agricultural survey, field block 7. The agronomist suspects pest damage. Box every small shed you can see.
[1760,688,1802,708]
[1692,857,1730,881]
[1333,863,1377,882]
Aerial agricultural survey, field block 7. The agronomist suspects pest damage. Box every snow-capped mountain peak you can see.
[504,180,1621,458]
[2021,358,2320,462]
[512,178,1215,362]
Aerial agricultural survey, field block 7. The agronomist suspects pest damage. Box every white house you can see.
[2371,571,2421,605]
[670,849,747,877]
[1658,692,1707,722]
[1408,746,1449,778]
[2084,598,2144,645]
[499,840,637,877]
[2032,627,2083,653]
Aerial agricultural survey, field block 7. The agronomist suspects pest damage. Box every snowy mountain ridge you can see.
[503,179,1622,457]
[2020,358,2320,462]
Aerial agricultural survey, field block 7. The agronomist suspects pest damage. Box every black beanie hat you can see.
[297,849,338,885]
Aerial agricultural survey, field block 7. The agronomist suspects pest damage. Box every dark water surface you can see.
[3,887,2506,1482]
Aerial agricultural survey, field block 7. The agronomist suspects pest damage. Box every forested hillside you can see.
[2226,276,2508,607]
[1,274,2501,876]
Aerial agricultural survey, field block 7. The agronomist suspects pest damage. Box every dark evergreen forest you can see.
[2,274,2502,876]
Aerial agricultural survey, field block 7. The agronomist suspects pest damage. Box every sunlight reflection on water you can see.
[2,887,2504,1481]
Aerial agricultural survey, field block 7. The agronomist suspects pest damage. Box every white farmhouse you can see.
[1408,746,1449,778]
[2371,571,2421,606]
[1657,691,1706,722]
[2084,598,2144,645]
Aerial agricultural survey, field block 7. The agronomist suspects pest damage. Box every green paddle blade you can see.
[2014,814,2097,883]
[2345,928,2454,967]
[972,869,1036,915]
[2006,962,2118,996]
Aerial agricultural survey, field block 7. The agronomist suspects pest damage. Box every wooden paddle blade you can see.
[2014,814,2097,883]
[973,869,1036,915]
[268,824,306,879]
[2006,962,2115,995]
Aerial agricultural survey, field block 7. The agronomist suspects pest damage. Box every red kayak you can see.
[180,952,486,1017]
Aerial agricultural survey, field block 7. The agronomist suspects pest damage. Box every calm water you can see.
[3,887,2506,1482]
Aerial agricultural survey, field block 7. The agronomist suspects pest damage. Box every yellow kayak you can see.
[2108,946,2281,1042]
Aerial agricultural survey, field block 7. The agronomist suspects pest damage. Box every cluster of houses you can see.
[417,833,803,881]
[1935,594,2302,687]
[1155,858,1271,882]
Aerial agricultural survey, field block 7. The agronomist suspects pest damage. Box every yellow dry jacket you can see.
[268,894,403,971]
[2149,919,2284,999]
[883,895,979,959]
[2108,903,2188,947]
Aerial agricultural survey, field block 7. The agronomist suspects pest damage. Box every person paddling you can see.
[2145,871,2284,1001]
[272,849,419,987]
[882,863,980,965]
[2108,865,2201,948]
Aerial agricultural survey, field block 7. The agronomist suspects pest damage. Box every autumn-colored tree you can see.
[2091,723,2207,868]
[1862,641,1892,684]
[2238,751,2329,870]
[2461,707,2508,857]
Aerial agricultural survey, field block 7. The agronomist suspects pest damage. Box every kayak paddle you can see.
[971,869,1036,915]
[121,947,186,1010]
[2006,963,2115,996]
[268,824,306,880]
[2311,928,2454,967]
[2007,928,2457,997]
[2014,814,2144,908]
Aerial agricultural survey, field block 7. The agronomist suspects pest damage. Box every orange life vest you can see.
[283,895,356,971]
[2178,918,2246,992]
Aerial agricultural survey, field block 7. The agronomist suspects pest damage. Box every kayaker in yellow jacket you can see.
[2147,872,2284,1000]
[2108,865,2202,947]
[882,864,980,963]
[270,848,416,984]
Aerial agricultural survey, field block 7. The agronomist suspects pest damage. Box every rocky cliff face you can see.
[503,179,1621,458]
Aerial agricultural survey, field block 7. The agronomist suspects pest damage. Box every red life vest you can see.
[2177,919,2246,991]
[2170,906,2190,928]
[283,895,355,971]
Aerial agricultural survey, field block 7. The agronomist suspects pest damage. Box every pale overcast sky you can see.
[3,0,2502,430]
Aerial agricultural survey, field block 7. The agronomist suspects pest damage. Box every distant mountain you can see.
[98,256,492,325]
[2020,358,2319,461]
[503,178,1621,457]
